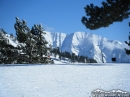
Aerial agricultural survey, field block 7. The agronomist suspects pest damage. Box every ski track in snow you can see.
[0,63,130,97]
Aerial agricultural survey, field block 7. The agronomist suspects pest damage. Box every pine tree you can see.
[61,52,65,58]
[59,51,62,60]
[71,53,75,63]
[31,24,49,63]
[14,17,29,43]
[78,56,85,63]
[14,17,33,63]
[0,29,7,63]
[125,22,130,55]
[64,51,71,59]
[52,47,58,58]
[14,17,50,63]
[81,0,130,30]
[81,0,130,56]
[56,47,61,60]
[75,54,78,62]
[0,28,18,64]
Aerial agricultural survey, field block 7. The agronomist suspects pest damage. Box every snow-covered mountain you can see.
[2,30,129,63]
[44,31,130,63]
[44,31,67,47]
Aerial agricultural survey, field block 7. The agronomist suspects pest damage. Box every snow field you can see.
[0,63,130,97]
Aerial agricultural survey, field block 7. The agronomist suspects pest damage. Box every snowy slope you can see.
[44,31,130,63]
[0,63,130,97]
[44,31,67,47]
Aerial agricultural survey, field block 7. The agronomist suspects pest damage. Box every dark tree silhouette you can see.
[71,53,75,63]
[81,0,130,30]
[125,22,130,55]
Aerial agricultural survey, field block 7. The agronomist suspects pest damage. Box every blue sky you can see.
[0,0,129,42]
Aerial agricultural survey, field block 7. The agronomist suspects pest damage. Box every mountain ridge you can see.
[44,31,130,63]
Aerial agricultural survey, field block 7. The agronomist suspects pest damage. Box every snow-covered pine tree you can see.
[14,17,32,63]
[14,17,51,64]
[14,17,29,43]
[31,24,50,63]
[0,28,18,64]
[0,29,7,63]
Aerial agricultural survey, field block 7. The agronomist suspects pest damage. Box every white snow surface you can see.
[0,63,130,97]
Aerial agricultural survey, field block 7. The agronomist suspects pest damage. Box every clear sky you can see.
[0,0,129,42]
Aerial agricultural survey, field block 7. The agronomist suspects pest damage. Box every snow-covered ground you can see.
[0,63,130,97]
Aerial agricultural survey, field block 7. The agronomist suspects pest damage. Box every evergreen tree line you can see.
[0,17,53,64]
[51,47,97,63]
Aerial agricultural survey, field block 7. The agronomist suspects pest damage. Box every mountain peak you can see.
[44,31,130,63]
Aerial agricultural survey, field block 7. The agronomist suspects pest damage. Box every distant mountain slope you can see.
[44,31,67,47]
[44,31,130,63]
